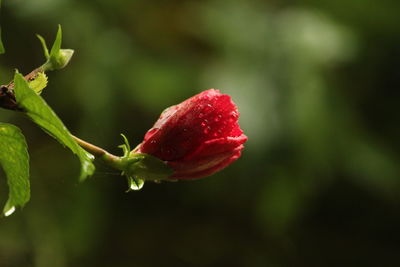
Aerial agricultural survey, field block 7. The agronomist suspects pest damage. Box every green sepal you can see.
[39,25,74,71]
[118,133,131,157]
[123,153,174,182]
[118,135,173,181]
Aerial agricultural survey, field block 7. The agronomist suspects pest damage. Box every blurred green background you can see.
[1,0,400,266]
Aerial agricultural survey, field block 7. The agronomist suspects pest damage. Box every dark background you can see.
[1,0,400,266]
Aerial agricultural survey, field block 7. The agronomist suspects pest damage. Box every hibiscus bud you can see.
[131,89,247,180]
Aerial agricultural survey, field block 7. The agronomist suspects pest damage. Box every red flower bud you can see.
[134,89,247,180]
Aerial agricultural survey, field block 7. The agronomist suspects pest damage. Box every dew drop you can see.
[204,104,213,112]
[214,115,222,122]
[4,206,15,217]
[201,95,210,101]
[201,122,207,127]
[128,177,145,191]
[198,112,204,118]
[228,113,237,122]
[229,112,238,122]
[203,126,211,134]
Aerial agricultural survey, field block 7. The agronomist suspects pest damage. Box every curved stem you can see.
[72,135,124,170]
[72,135,107,157]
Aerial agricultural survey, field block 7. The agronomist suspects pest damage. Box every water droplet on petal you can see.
[201,95,210,101]
[201,122,206,127]
[204,104,213,112]
[4,206,15,217]
[229,112,238,122]
[198,112,204,118]
[214,115,222,122]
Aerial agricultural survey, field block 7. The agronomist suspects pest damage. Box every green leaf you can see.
[28,72,48,94]
[13,72,95,181]
[0,123,30,216]
[40,25,74,71]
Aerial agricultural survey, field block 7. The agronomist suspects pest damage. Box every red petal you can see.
[170,148,243,180]
[183,135,247,161]
[139,89,246,162]
[167,134,246,179]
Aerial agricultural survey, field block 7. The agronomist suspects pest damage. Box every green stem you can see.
[71,135,124,170]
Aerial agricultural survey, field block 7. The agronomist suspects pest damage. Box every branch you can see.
[0,67,44,111]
